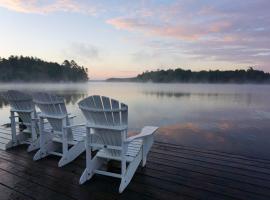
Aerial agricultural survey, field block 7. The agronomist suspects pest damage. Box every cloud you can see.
[107,18,200,41]
[62,42,99,63]
[106,0,270,69]
[1,0,270,70]
[0,0,98,15]
[71,43,99,59]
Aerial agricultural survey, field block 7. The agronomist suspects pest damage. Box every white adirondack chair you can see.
[78,95,158,193]
[1,90,40,152]
[32,92,85,167]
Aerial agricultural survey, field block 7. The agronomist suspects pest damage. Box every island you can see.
[107,68,270,83]
[0,56,88,82]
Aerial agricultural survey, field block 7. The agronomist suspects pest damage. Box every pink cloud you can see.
[107,17,233,41]
[106,18,138,31]
[106,18,200,41]
[208,21,232,33]
[0,0,97,15]
[1,0,270,69]
[106,1,270,67]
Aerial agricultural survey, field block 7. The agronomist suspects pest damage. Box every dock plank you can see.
[0,142,269,200]
[0,183,34,200]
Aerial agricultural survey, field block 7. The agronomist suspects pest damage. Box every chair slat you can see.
[33,92,68,132]
[111,99,120,126]
[78,95,127,157]
[102,96,114,126]
[93,95,107,126]
[1,90,39,151]
[121,103,128,126]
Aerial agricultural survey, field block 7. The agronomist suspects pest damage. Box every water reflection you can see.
[54,92,87,105]
[142,90,255,106]
[156,118,270,159]
[142,91,241,98]
[0,82,270,159]
[0,91,87,108]
[143,91,192,98]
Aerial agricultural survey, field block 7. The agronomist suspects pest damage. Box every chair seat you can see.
[44,122,53,132]
[52,125,86,144]
[70,126,86,142]
[22,122,52,134]
[96,139,143,162]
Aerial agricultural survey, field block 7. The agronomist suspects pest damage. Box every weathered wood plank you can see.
[72,156,270,200]
[0,151,149,200]
[0,183,34,200]
[0,147,171,200]
[150,148,270,177]
[0,142,270,200]
[148,150,270,181]
[145,161,270,197]
[0,169,74,200]
[154,143,270,170]
[147,154,270,189]
[155,142,270,166]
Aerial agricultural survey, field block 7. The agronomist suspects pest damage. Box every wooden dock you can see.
[1,141,270,200]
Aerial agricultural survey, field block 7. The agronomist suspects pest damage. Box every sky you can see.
[0,0,269,80]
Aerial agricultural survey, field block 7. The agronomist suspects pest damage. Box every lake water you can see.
[0,82,270,159]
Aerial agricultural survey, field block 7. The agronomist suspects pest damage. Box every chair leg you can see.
[30,112,38,141]
[141,143,148,167]
[27,137,40,152]
[79,155,104,184]
[33,149,47,161]
[58,141,85,167]
[33,133,53,161]
[6,111,25,149]
[141,135,154,167]
[142,152,147,167]
[119,149,142,193]
[79,168,92,184]
[10,111,17,146]
[16,132,28,145]
[5,132,27,149]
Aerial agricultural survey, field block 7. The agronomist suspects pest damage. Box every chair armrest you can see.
[64,123,86,128]
[38,113,67,119]
[67,113,76,119]
[124,126,158,143]
[10,109,33,113]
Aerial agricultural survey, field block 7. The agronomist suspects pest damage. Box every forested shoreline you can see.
[0,56,88,82]
[107,68,270,83]
[1,56,268,83]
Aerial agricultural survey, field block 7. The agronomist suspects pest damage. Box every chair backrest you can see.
[2,90,34,125]
[78,95,128,157]
[33,92,68,132]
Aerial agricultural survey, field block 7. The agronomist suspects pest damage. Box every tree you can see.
[135,68,270,83]
[0,56,89,82]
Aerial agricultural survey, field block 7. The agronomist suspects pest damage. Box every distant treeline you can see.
[106,77,137,82]
[107,68,270,83]
[0,56,88,82]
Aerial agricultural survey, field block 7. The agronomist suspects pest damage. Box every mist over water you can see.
[1,82,270,159]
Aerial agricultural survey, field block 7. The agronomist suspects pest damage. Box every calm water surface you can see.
[0,82,270,159]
